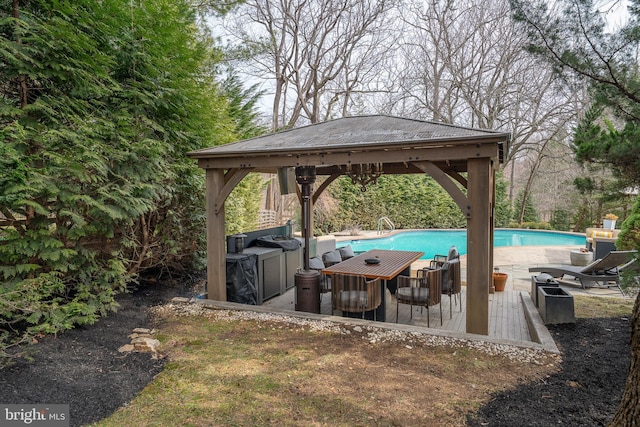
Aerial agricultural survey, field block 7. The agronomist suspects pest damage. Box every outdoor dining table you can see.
[322,249,424,321]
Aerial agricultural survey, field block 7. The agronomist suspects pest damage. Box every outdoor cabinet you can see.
[283,247,302,294]
[242,247,284,303]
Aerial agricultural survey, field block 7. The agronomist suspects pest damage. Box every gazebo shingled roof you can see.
[191,115,507,155]
[188,115,511,335]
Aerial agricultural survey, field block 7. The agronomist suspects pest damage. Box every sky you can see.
[599,0,631,31]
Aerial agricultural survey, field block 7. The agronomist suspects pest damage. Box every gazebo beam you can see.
[412,161,470,218]
[212,168,253,214]
[312,173,341,203]
[196,143,500,170]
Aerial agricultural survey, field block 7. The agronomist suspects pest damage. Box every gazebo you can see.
[187,115,511,335]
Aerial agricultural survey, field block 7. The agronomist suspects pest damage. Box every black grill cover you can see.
[255,235,301,251]
[226,253,258,304]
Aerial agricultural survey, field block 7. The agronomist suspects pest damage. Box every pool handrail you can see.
[377,216,395,234]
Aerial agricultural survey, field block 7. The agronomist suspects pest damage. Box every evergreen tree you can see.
[0,0,231,363]
[495,172,513,228]
[618,196,640,251]
[221,72,268,235]
[550,208,571,231]
[513,190,540,224]
[320,175,466,233]
[511,1,640,423]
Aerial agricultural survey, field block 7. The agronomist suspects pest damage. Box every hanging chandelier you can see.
[342,163,384,192]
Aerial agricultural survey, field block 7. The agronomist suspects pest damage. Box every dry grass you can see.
[90,294,633,427]
[573,294,635,318]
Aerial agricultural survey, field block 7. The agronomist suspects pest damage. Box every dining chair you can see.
[396,268,442,327]
[424,258,461,318]
[331,273,382,320]
[429,245,459,269]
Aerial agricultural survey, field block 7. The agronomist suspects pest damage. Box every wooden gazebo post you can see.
[466,158,493,335]
[205,168,227,301]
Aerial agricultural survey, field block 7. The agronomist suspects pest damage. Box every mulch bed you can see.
[0,283,179,427]
[468,316,631,426]
[0,282,632,427]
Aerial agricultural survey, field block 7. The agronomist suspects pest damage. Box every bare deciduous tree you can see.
[222,0,398,130]
[383,0,588,207]
[215,0,594,224]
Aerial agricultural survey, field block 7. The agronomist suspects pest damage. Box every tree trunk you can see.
[508,160,516,208]
[13,0,28,109]
[608,291,640,426]
[518,152,544,223]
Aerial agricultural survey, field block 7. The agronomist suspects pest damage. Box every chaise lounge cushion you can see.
[586,228,619,243]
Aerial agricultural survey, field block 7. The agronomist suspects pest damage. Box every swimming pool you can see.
[336,229,585,260]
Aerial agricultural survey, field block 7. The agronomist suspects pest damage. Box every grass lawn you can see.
[90,294,634,427]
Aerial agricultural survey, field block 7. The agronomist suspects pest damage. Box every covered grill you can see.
[225,224,303,304]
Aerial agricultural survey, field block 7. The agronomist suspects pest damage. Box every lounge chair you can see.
[529,250,637,291]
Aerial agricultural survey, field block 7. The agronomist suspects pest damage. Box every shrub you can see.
[0,0,229,366]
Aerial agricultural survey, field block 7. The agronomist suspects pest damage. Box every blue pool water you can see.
[337,229,585,260]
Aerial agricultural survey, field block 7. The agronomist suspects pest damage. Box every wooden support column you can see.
[490,166,496,289]
[206,168,226,301]
[466,158,492,335]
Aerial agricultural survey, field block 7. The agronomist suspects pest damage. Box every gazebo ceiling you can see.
[187,115,511,174]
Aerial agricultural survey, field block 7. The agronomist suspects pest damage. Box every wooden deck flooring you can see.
[263,286,531,342]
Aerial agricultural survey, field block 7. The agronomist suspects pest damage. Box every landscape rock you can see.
[120,329,162,358]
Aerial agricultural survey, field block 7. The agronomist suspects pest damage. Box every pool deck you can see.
[183,232,626,356]
[257,240,626,354]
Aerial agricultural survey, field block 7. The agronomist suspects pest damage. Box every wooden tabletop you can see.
[322,249,424,280]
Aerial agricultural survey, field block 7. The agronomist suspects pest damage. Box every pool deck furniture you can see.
[322,249,424,281]
[322,249,424,322]
[585,227,620,252]
[330,274,383,320]
[585,227,620,261]
[529,250,637,291]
